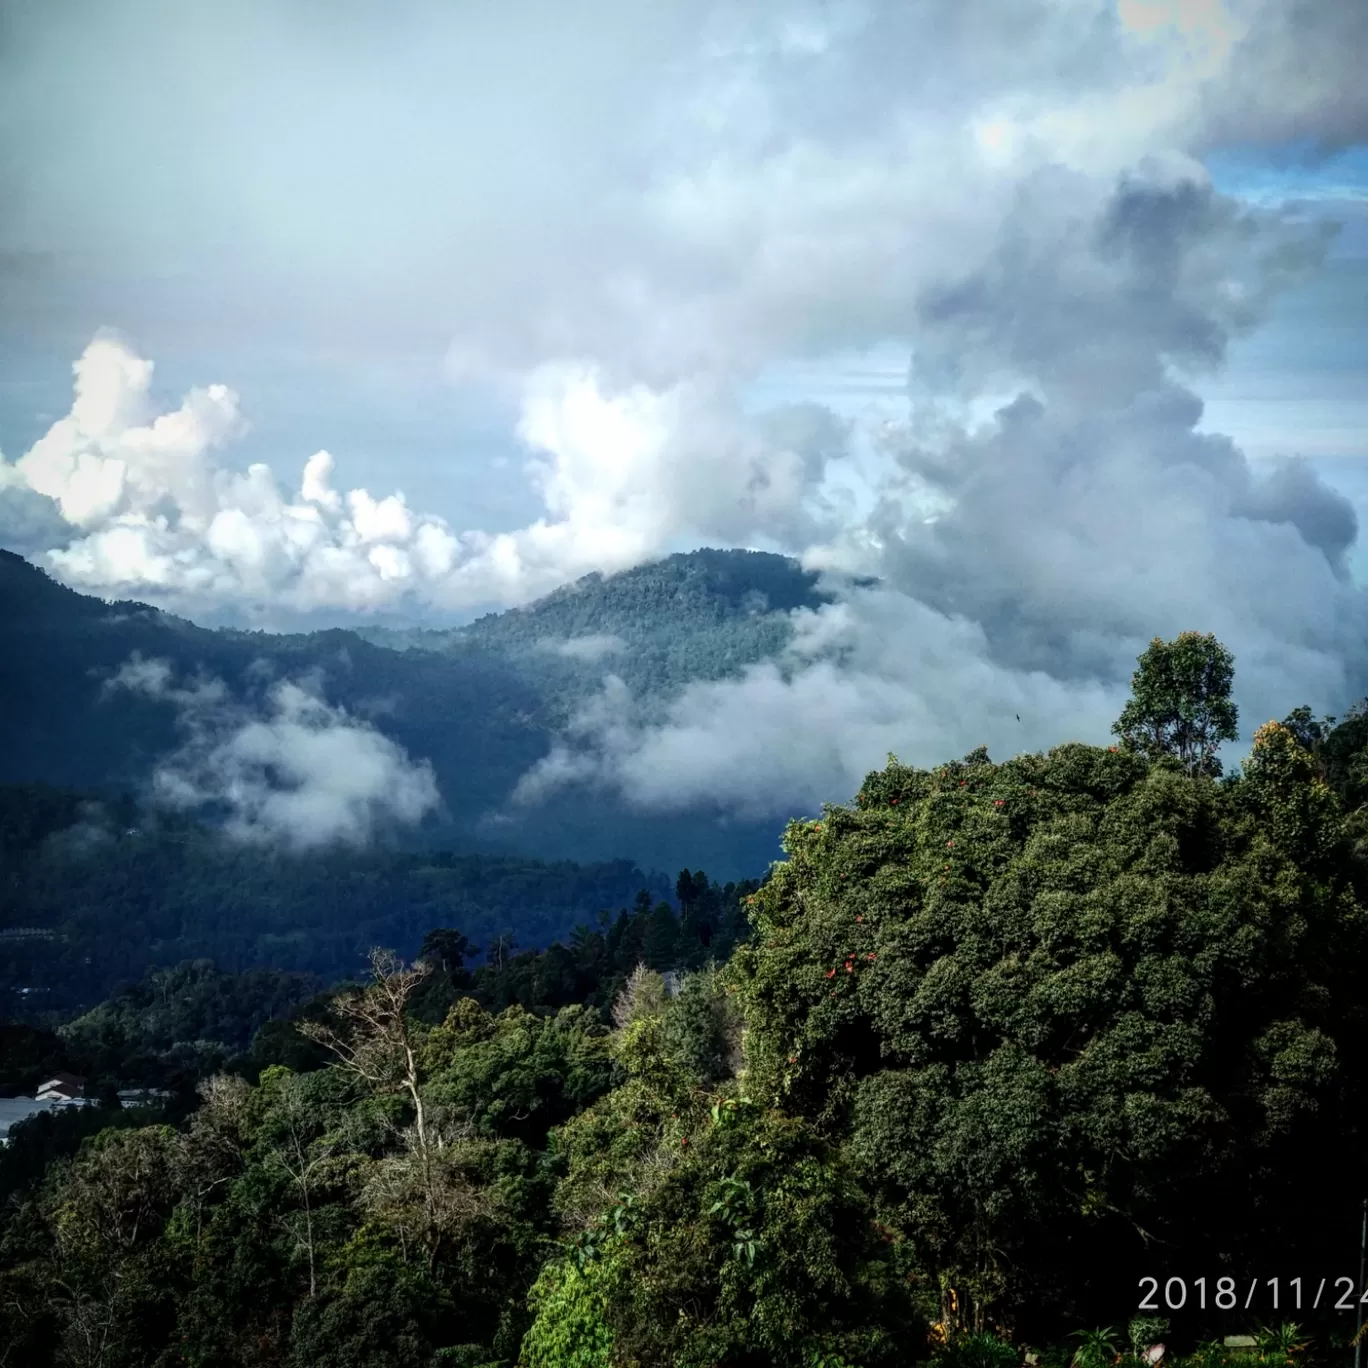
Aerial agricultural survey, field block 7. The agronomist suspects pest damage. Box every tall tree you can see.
[298,948,434,1153]
[418,928,476,976]
[1111,630,1238,776]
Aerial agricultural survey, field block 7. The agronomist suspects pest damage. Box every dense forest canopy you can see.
[4,634,1368,1367]
[0,547,838,879]
[0,780,684,1014]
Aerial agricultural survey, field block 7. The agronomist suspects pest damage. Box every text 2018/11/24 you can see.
[1139,1277,1367,1312]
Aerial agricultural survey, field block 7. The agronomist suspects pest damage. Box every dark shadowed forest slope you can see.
[0,781,706,1014]
[0,547,832,877]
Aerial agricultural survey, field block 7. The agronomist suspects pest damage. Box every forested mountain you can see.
[358,545,835,699]
[5,635,1368,1367]
[0,781,704,1014]
[0,547,830,878]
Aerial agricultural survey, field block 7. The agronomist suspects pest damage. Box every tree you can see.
[733,743,1368,1337]
[257,1070,343,1299]
[418,928,476,976]
[357,1127,492,1272]
[37,1125,183,1367]
[610,965,667,1031]
[660,968,740,1086]
[1282,706,1336,757]
[641,901,680,972]
[298,948,434,1153]
[51,1126,179,1262]
[173,1072,253,1246]
[487,933,518,973]
[1112,631,1238,776]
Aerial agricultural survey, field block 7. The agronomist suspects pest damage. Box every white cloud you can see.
[16,334,239,528]
[539,634,627,663]
[108,654,440,849]
[513,592,1124,820]
[3,0,1367,825]
[505,154,1366,819]
[0,336,468,615]
[0,338,845,617]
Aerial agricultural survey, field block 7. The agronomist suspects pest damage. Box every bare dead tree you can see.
[487,932,516,972]
[298,947,435,1154]
[51,1283,117,1368]
[611,963,667,1030]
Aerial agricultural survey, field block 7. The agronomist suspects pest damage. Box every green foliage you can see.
[1128,1317,1170,1357]
[539,992,924,1367]
[0,804,676,1015]
[424,999,615,1146]
[1072,1327,1123,1368]
[60,958,321,1082]
[10,630,1368,1363]
[519,1258,615,1368]
[285,1238,456,1368]
[1112,632,1239,776]
[1253,1324,1308,1366]
[660,964,740,1086]
[942,1330,1022,1368]
[733,733,1368,1331]
[387,547,832,712]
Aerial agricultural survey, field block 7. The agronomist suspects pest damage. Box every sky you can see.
[2,0,1368,830]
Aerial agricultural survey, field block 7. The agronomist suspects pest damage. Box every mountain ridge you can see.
[0,547,831,877]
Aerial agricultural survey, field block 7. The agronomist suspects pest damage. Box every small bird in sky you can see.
[1015,714,1020,722]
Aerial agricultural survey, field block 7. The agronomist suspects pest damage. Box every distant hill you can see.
[353,546,832,712]
[0,548,832,877]
[0,781,679,1013]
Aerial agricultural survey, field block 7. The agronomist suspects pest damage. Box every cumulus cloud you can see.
[4,0,1367,824]
[509,153,1366,818]
[108,654,440,849]
[0,338,472,615]
[0,481,71,558]
[0,337,845,617]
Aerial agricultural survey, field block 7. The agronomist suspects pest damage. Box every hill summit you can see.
[0,547,835,876]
